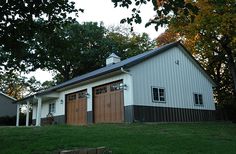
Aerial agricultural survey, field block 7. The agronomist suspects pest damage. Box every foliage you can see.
[107,26,156,58]
[0,0,201,93]
[0,123,236,153]
[111,0,199,30]
[156,0,236,121]
[41,80,57,90]
[0,0,79,72]
[0,0,201,75]
[0,71,27,99]
[0,70,45,99]
[35,23,155,83]
[34,22,108,82]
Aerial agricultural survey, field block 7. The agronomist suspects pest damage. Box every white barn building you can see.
[15,42,216,126]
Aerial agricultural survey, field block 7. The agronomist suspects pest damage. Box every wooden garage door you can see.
[66,90,87,125]
[93,81,124,123]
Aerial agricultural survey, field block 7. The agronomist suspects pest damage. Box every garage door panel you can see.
[96,96,100,122]
[82,99,87,124]
[94,95,102,123]
[116,93,121,122]
[93,96,100,120]
[66,90,87,125]
[100,100,104,122]
[105,94,111,122]
[67,102,71,124]
[75,100,78,124]
[120,92,124,122]
[93,81,124,123]
[110,93,116,122]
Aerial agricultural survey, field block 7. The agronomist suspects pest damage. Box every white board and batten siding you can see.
[33,73,134,119]
[130,47,215,110]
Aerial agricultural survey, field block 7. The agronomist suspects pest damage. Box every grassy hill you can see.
[0,122,236,154]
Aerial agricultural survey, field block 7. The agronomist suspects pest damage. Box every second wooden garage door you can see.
[93,81,124,123]
[66,90,87,125]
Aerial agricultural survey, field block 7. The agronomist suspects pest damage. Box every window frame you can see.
[78,91,87,99]
[151,86,166,103]
[68,93,76,101]
[95,86,107,95]
[193,93,204,106]
[49,103,56,113]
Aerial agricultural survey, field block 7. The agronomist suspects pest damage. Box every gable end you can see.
[177,44,216,87]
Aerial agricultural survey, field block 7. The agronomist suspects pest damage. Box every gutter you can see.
[121,67,131,75]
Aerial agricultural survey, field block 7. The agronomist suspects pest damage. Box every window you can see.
[49,103,55,113]
[152,87,166,102]
[95,86,107,95]
[68,94,76,100]
[194,93,203,105]
[78,91,87,98]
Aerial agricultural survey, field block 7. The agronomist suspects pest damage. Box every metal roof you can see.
[0,92,16,101]
[14,41,216,103]
[37,41,180,96]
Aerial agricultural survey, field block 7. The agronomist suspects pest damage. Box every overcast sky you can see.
[26,0,166,82]
[76,0,165,39]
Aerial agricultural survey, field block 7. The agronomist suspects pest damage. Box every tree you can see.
[0,0,199,75]
[0,71,43,99]
[34,22,109,82]
[0,71,25,99]
[107,26,156,58]
[35,23,155,83]
[156,0,236,120]
[0,0,79,72]
[111,0,198,30]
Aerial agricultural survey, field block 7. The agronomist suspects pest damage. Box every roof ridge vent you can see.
[106,53,121,66]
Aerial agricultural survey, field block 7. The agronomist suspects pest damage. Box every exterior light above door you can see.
[85,93,90,98]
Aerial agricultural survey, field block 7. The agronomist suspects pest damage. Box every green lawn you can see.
[0,122,236,154]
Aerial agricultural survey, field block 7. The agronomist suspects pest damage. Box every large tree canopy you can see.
[0,0,79,71]
[35,22,155,82]
[35,22,109,82]
[0,0,199,74]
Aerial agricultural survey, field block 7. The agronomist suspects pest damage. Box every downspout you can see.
[120,67,134,123]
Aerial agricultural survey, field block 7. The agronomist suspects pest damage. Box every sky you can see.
[76,0,165,39]
[25,0,166,83]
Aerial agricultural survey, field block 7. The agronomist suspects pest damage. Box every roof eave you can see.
[0,92,16,101]
[37,67,124,96]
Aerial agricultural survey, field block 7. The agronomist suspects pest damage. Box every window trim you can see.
[49,103,56,113]
[151,86,166,103]
[193,93,204,106]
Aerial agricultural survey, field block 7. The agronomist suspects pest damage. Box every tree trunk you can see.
[222,43,236,97]
[215,62,223,103]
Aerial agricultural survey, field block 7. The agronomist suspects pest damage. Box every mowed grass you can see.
[0,123,236,154]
